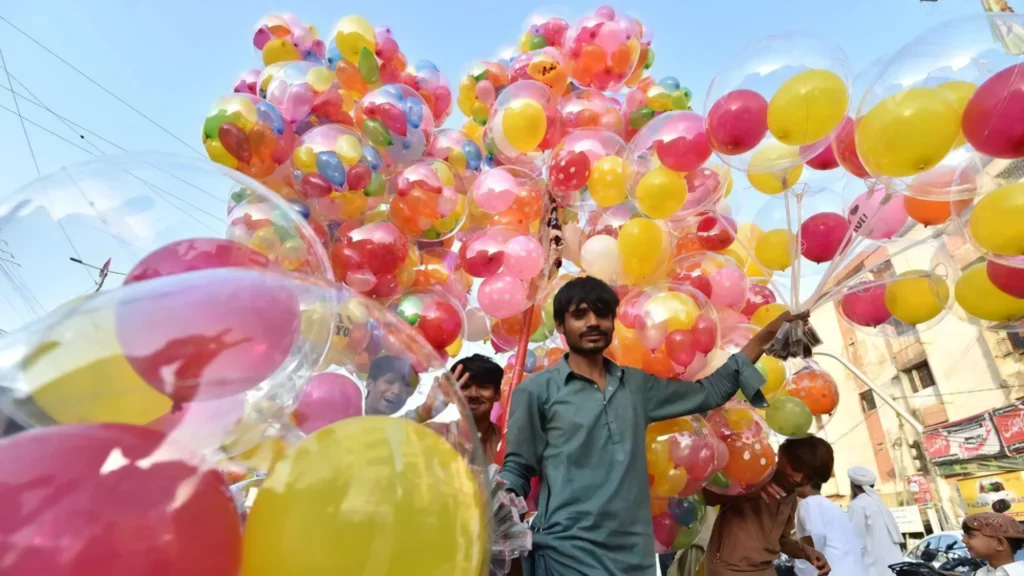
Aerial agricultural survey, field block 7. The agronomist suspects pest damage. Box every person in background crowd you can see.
[363,355,419,416]
[792,442,867,576]
[703,437,832,576]
[451,354,503,465]
[847,466,905,575]
[962,512,1024,575]
[499,276,804,576]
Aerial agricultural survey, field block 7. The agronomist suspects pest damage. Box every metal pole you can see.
[814,349,924,433]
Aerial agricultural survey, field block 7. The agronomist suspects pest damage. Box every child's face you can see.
[774,454,809,494]
[963,529,1005,560]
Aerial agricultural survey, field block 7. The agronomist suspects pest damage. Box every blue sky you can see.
[0,0,983,331]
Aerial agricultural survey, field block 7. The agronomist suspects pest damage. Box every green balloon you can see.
[766,396,814,438]
[362,118,392,147]
[528,35,548,50]
[529,326,549,343]
[671,522,701,551]
[396,296,423,325]
[671,91,691,111]
[203,109,231,140]
[628,106,655,130]
[365,172,386,197]
[645,47,656,70]
[709,471,730,488]
[358,47,380,84]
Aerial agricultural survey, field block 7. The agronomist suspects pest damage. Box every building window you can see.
[860,389,878,413]
[1009,332,1024,353]
[904,362,937,394]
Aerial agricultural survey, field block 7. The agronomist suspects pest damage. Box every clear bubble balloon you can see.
[290,124,385,221]
[704,400,776,496]
[388,160,468,241]
[547,128,628,208]
[560,88,625,138]
[203,93,298,181]
[356,84,436,175]
[485,80,563,172]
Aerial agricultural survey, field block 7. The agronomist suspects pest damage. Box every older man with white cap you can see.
[847,466,905,575]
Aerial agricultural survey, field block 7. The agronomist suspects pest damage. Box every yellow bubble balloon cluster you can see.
[767,69,848,146]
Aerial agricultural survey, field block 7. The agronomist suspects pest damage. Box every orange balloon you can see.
[490,208,532,233]
[496,307,543,339]
[545,347,566,367]
[644,347,675,379]
[723,438,777,485]
[335,60,369,95]
[675,233,704,257]
[607,324,647,369]
[787,369,839,416]
[651,497,670,516]
[903,196,970,226]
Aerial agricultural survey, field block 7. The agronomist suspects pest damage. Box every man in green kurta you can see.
[499,276,801,575]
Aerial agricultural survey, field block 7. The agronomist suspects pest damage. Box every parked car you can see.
[904,531,970,569]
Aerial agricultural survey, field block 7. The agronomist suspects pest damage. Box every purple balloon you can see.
[840,283,892,327]
[292,373,363,434]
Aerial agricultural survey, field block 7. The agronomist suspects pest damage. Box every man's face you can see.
[557,302,615,355]
[365,373,414,415]
[773,455,809,494]
[460,379,498,421]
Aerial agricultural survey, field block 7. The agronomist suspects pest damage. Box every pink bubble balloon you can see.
[848,188,908,240]
[281,83,315,123]
[962,62,1024,159]
[471,168,519,214]
[840,282,892,327]
[478,273,528,319]
[800,212,849,263]
[706,89,768,156]
[503,235,544,279]
[708,266,748,310]
[655,112,712,173]
[682,169,722,213]
[740,284,777,318]
[124,238,273,284]
[292,372,364,434]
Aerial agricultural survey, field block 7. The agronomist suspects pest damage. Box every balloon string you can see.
[726,222,792,309]
[783,189,797,309]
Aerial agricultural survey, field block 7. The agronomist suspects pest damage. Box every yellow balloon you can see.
[335,135,363,165]
[230,437,292,474]
[955,262,1024,322]
[445,337,463,357]
[619,218,665,286]
[292,145,318,173]
[751,303,787,328]
[27,302,172,425]
[969,183,1024,256]
[884,270,950,325]
[747,142,803,195]
[589,155,627,207]
[767,69,849,146]
[306,66,335,93]
[756,356,787,398]
[753,229,796,272]
[243,417,486,576]
[502,99,547,153]
[636,166,687,218]
[333,16,377,64]
[856,87,961,178]
[205,139,238,169]
[645,292,700,331]
[937,81,977,149]
[262,38,301,66]
[462,121,485,149]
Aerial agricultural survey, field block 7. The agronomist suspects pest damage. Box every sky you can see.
[0,0,987,334]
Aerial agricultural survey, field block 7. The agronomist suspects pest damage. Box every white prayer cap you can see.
[848,466,877,486]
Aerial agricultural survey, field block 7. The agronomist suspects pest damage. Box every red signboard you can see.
[906,473,933,506]
[924,412,1004,464]
[993,402,1024,455]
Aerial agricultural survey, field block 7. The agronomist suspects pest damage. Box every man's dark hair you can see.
[368,355,417,388]
[451,354,503,392]
[779,436,834,491]
[552,276,620,325]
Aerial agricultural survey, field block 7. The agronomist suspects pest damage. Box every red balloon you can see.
[665,329,698,367]
[293,372,364,433]
[832,116,869,178]
[117,271,301,404]
[334,221,410,277]
[460,234,506,278]
[217,122,251,163]
[417,296,463,349]
[300,172,333,198]
[840,283,892,327]
[740,284,777,318]
[706,89,768,156]
[0,424,241,576]
[652,512,679,549]
[673,273,713,301]
[655,114,712,173]
[695,213,736,252]
[802,141,839,171]
[988,259,1024,299]
[691,313,718,355]
[347,162,371,191]
[372,102,408,137]
[800,212,849,263]
[963,63,1024,159]
[549,150,591,193]
[124,238,272,284]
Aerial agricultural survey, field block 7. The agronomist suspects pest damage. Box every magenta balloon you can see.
[292,372,364,434]
[0,424,241,576]
[478,273,528,319]
[655,113,712,173]
[962,62,1024,159]
[124,238,273,284]
[988,259,1024,299]
[117,273,301,404]
[706,89,769,156]
[800,212,849,263]
[801,140,839,170]
[840,283,892,327]
[848,188,908,240]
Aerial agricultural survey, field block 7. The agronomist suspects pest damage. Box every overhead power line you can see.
[0,46,39,175]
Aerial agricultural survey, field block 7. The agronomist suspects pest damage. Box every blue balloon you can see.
[482,155,498,170]
[462,141,482,171]
[668,497,699,527]
[288,200,311,220]
[360,146,384,171]
[326,220,341,241]
[381,84,405,100]
[256,101,286,135]
[415,60,439,72]
[326,44,342,69]
[405,97,424,129]
[316,150,347,187]
[524,350,538,373]
[303,51,325,66]
[658,76,681,92]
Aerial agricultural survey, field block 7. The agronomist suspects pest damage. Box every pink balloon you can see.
[800,212,849,263]
[0,424,241,576]
[691,313,718,355]
[740,284,777,318]
[116,272,301,405]
[988,259,1024,299]
[471,168,519,213]
[280,83,315,123]
[475,80,496,107]
[802,140,840,170]
[832,116,870,179]
[962,62,1024,159]
[840,283,892,327]
[292,372,364,434]
[502,235,544,279]
[655,112,712,173]
[618,290,650,329]
[460,231,507,278]
[125,238,272,284]
[665,330,698,367]
[706,89,768,156]
[848,188,908,240]
[682,169,722,213]
[708,266,747,310]
[478,273,528,319]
